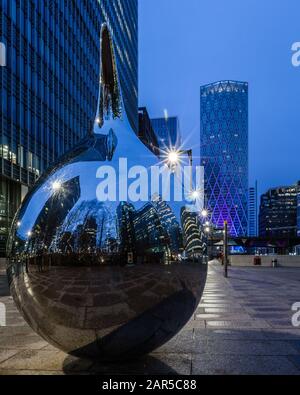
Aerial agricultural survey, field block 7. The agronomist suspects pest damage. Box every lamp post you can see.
[204,224,211,264]
[201,208,211,264]
[224,221,228,278]
[167,149,193,192]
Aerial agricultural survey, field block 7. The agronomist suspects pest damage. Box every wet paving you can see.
[0,262,299,375]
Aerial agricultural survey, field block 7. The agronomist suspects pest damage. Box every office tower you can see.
[248,182,258,237]
[138,107,160,157]
[0,0,138,254]
[200,80,249,237]
[259,183,299,238]
[151,116,182,151]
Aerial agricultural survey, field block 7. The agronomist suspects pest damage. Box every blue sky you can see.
[138,0,300,196]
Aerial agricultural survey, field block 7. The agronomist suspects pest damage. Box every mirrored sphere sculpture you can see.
[7,24,207,360]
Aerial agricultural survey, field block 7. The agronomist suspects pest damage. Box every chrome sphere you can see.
[6,24,207,360]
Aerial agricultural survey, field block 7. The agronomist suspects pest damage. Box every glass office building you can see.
[0,0,138,255]
[200,81,249,237]
[151,116,182,152]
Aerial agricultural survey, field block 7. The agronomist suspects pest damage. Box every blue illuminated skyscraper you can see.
[0,0,138,254]
[200,81,249,237]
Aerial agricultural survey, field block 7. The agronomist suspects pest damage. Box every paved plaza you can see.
[0,262,299,375]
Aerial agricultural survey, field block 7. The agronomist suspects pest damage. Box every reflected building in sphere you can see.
[7,24,207,360]
[138,107,160,157]
[200,81,249,237]
[181,207,205,258]
[0,0,138,255]
[151,116,182,152]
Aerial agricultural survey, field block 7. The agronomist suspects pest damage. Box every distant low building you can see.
[259,182,300,238]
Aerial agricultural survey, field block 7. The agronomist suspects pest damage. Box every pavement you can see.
[0,262,300,375]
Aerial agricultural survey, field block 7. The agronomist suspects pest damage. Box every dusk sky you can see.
[139,0,300,197]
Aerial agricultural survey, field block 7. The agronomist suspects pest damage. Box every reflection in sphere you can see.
[6,24,207,360]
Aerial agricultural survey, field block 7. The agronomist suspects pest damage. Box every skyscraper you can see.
[0,0,138,254]
[151,116,182,152]
[248,182,258,237]
[259,183,299,238]
[200,80,249,237]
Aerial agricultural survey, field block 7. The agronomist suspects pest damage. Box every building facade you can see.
[151,116,181,152]
[200,80,249,237]
[0,0,138,255]
[297,192,300,237]
[248,182,258,237]
[259,183,299,238]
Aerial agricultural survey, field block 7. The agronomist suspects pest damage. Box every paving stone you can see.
[192,354,300,375]
[0,349,19,364]
[269,320,296,329]
[288,355,300,370]
[194,328,268,340]
[205,320,270,329]
[0,350,68,371]
[0,335,48,350]
[89,354,192,375]
[0,263,300,374]
[196,313,252,321]
[262,329,300,340]
[193,338,299,356]
[0,369,65,375]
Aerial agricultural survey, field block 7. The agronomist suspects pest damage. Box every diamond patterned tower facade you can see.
[200,81,249,237]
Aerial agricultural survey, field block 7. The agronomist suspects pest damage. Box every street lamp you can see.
[204,224,211,264]
[201,209,208,218]
[52,181,62,191]
[191,190,200,200]
[166,148,193,192]
[167,148,193,169]
[167,150,180,165]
